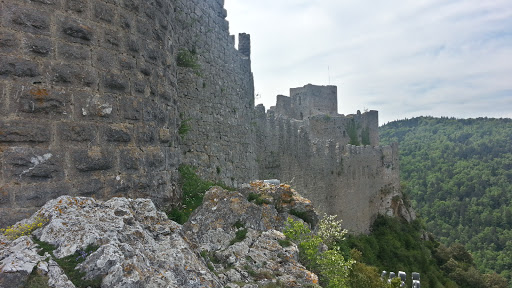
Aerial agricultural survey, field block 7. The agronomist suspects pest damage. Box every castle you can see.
[0,0,413,233]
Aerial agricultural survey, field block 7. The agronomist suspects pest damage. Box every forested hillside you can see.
[380,117,512,284]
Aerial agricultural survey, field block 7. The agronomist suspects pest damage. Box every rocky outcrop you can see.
[0,182,321,288]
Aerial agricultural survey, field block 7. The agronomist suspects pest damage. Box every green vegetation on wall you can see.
[177,48,201,75]
[380,117,512,286]
[361,126,371,146]
[167,165,231,224]
[347,118,360,146]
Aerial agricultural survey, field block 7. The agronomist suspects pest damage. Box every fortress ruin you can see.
[0,0,413,233]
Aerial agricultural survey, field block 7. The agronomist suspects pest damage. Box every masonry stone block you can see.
[59,18,94,44]
[120,97,142,120]
[0,121,51,143]
[102,73,129,93]
[75,92,116,120]
[3,148,64,183]
[75,178,104,197]
[135,124,156,145]
[126,37,141,55]
[13,87,71,117]
[24,35,52,57]
[104,125,132,143]
[65,0,89,13]
[123,0,140,13]
[29,0,59,6]
[133,80,147,95]
[51,63,97,87]
[0,208,39,229]
[144,147,166,172]
[73,148,113,172]
[95,49,118,70]
[58,122,97,143]
[94,2,116,24]
[0,186,11,208]
[120,148,141,172]
[119,13,133,31]
[0,57,40,78]
[143,99,167,125]
[106,174,134,197]
[6,5,51,35]
[58,42,91,61]
[0,30,19,54]
[119,56,136,70]
[165,147,181,170]
[0,83,6,116]
[14,182,71,208]
[102,29,121,49]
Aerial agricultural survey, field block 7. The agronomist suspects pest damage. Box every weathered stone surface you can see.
[24,35,52,56]
[104,126,131,143]
[3,148,63,182]
[6,6,51,35]
[58,42,91,61]
[0,57,40,77]
[0,0,413,236]
[0,121,51,143]
[0,196,221,287]
[59,123,97,142]
[0,185,320,288]
[14,87,71,117]
[60,18,93,42]
[0,31,18,54]
[51,64,96,87]
[184,184,320,287]
[73,148,113,172]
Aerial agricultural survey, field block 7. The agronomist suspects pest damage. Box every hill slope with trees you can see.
[380,117,512,284]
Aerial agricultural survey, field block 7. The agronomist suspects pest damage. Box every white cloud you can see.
[225,0,512,124]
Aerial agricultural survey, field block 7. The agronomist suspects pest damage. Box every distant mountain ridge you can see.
[380,116,512,283]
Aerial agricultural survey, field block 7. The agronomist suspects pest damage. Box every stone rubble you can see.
[0,182,321,288]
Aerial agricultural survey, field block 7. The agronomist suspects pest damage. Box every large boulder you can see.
[0,182,320,287]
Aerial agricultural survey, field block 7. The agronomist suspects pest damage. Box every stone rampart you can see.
[174,0,256,186]
[256,85,412,233]
[0,0,256,227]
[1,1,410,234]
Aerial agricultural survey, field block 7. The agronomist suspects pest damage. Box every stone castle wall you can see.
[0,1,409,233]
[173,0,257,186]
[0,0,256,227]
[256,85,409,233]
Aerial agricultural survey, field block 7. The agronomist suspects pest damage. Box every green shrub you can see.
[283,217,354,287]
[24,266,50,288]
[230,228,248,245]
[167,165,232,224]
[289,209,315,227]
[247,192,271,205]
[32,237,101,288]
[278,239,292,248]
[178,118,192,139]
[177,49,201,72]
[347,118,360,146]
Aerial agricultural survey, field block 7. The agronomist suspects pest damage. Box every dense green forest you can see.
[380,117,512,285]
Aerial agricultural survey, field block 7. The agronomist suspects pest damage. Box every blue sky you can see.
[224,0,512,125]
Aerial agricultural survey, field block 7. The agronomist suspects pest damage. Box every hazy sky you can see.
[224,1,512,125]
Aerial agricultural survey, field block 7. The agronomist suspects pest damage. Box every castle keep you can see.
[0,0,412,233]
